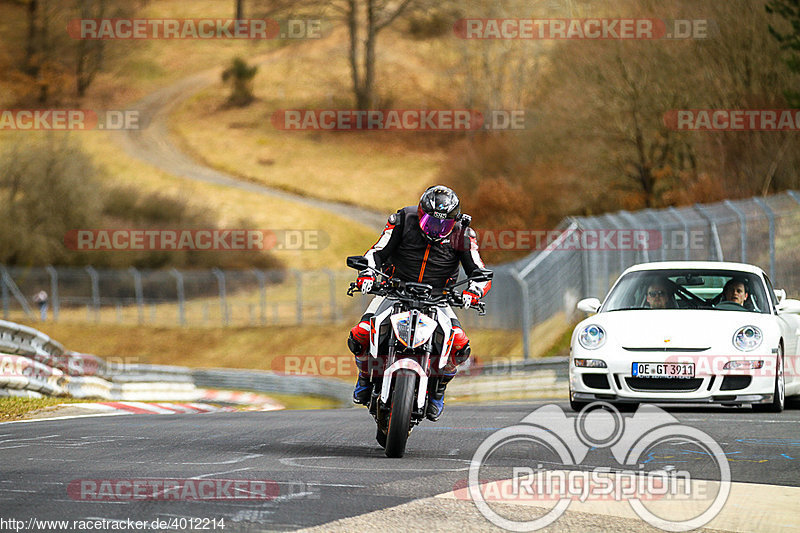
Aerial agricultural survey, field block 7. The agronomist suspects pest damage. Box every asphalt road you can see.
[1,401,798,532]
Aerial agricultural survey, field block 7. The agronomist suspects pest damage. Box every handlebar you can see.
[346,275,486,315]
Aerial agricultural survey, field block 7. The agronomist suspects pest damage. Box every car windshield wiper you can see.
[606,307,646,311]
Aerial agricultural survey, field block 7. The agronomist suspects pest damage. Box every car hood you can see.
[586,309,776,350]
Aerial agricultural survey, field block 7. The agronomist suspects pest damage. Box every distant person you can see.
[33,290,48,321]
[645,281,676,309]
[720,278,748,306]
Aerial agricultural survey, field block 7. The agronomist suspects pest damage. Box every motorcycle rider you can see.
[347,185,492,421]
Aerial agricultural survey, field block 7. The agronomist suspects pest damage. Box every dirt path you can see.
[115,53,386,231]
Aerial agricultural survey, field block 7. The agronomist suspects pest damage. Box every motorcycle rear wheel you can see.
[384,369,415,458]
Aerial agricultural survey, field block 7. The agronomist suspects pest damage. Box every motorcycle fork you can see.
[371,318,398,422]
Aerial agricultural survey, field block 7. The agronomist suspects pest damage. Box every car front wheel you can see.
[753,346,784,413]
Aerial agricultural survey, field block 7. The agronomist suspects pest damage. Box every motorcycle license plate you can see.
[632,362,695,378]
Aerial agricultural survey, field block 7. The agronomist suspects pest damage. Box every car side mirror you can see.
[346,256,369,271]
[777,298,800,314]
[774,289,786,305]
[577,297,601,314]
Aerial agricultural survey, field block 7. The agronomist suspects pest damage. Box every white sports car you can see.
[569,261,800,412]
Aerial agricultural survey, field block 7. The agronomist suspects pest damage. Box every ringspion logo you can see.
[465,403,730,531]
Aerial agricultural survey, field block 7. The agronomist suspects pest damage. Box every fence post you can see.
[85,266,100,323]
[620,211,649,263]
[128,267,144,324]
[293,270,303,325]
[252,269,267,326]
[324,269,337,322]
[0,266,33,318]
[604,214,627,273]
[643,209,665,261]
[693,205,723,261]
[753,198,776,280]
[723,200,747,263]
[574,218,592,298]
[45,265,59,322]
[170,268,186,326]
[1,272,7,319]
[510,268,531,361]
[667,207,691,260]
[212,268,229,326]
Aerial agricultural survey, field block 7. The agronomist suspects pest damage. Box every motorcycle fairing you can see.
[436,307,454,369]
[380,358,427,410]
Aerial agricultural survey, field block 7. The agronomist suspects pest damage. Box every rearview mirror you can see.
[469,268,493,283]
[346,256,369,271]
[577,298,601,314]
[674,275,704,286]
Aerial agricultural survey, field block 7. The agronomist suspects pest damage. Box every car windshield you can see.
[602,269,770,314]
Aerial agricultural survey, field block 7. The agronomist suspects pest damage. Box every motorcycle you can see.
[346,255,492,458]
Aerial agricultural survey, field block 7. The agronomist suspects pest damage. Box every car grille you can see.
[625,377,703,392]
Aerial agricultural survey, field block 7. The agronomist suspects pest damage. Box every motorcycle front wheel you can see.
[384,369,415,458]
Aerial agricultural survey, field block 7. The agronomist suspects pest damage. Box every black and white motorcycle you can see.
[346,255,492,458]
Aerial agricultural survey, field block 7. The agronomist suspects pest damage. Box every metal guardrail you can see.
[192,369,353,405]
[471,356,568,377]
[0,320,356,405]
[449,356,569,401]
[0,320,571,406]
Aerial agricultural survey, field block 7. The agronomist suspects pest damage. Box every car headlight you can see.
[574,358,607,368]
[732,326,762,352]
[578,324,606,350]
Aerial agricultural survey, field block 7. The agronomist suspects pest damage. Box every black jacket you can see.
[364,206,491,295]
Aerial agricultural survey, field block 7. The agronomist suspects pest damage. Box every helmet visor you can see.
[419,212,456,239]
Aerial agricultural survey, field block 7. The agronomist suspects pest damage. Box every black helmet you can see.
[417,185,461,242]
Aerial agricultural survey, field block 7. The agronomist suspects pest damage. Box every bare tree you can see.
[14,0,147,103]
[328,0,414,109]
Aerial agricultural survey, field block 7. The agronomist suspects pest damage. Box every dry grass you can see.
[0,397,87,422]
[82,131,375,270]
[71,0,284,108]
[170,27,451,214]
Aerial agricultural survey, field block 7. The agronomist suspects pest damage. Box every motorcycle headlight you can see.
[578,324,606,350]
[732,326,762,352]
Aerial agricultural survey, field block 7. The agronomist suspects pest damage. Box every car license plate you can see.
[632,362,695,378]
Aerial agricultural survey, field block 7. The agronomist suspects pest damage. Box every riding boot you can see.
[426,372,455,421]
